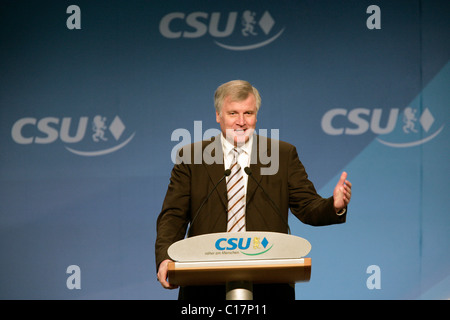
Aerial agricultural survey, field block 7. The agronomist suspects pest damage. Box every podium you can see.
[167,231,312,300]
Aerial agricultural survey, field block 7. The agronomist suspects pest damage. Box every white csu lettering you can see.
[11,117,89,144]
[159,12,238,38]
[321,108,399,135]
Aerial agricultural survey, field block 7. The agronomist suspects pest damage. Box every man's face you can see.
[216,93,258,146]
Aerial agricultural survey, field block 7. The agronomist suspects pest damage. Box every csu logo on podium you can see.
[215,236,272,256]
[11,115,135,156]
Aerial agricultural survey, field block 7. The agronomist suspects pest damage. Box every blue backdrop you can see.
[0,0,448,299]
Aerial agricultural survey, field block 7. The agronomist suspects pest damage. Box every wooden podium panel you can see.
[168,258,311,286]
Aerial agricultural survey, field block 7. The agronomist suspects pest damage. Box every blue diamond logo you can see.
[261,237,269,248]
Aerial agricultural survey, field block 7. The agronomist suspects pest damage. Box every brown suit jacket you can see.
[155,135,346,268]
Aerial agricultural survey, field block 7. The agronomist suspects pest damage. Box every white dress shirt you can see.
[221,134,253,200]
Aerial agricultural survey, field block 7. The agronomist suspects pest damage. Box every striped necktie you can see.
[227,148,246,232]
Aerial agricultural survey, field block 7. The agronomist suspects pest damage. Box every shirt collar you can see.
[220,133,253,157]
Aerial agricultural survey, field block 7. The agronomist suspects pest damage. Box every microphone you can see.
[244,167,291,234]
[186,169,231,236]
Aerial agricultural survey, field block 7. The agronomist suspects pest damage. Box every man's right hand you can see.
[157,259,178,289]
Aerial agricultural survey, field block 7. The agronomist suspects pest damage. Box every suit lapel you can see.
[247,134,265,205]
[203,135,227,209]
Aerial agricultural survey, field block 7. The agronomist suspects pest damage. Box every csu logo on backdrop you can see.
[321,107,444,148]
[11,115,135,156]
[159,10,285,51]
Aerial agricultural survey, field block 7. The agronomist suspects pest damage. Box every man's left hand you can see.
[333,171,352,213]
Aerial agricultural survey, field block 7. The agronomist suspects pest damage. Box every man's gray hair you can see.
[214,80,261,115]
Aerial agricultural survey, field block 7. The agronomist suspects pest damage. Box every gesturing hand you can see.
[333,172,352,213]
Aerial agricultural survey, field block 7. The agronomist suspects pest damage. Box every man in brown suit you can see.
[155,80,352,300]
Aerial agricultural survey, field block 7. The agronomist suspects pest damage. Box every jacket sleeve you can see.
[154,161,191,271]
[287,145,346,226]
